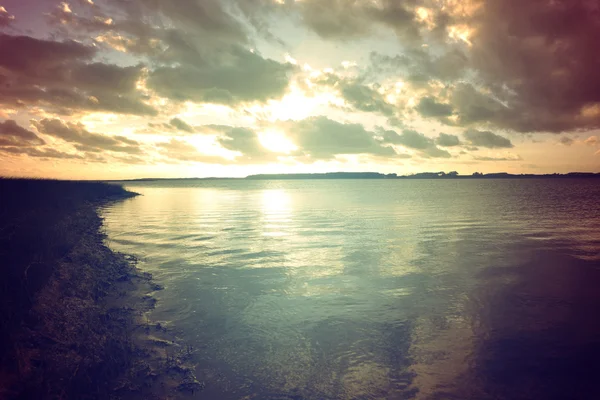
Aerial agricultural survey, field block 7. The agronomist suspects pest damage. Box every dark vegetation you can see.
[113,171,600,182]
[0,179,202,399]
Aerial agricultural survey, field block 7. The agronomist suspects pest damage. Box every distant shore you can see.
[0,179,202,399]
[109,171,600,182]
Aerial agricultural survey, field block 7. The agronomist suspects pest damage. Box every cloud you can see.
[416,97,453,118]
[382,129,430,149]
[0,120,45,147]
[465,0,600,133]
[0,34,156,116]
[436,133,460,147]
[212,126,274,161]
[450,83,507,127]
[340,82,395,116]
[295,0,433,45]
[283,116,397,160]
[147,46,294,105]
[370,49,469,84]
[1,146,84,160]
[464,129,514,149]
[0,34,94,74]
[559,137,574,146]
[296,0,373,40]
[473,154,522,162]
[0,6,15,27]
[169,118,195,133]
[585,136,598,146]
[141,0,248,44]
[32,118,142,154]
[156,138,225,163]
[381,128,451,158]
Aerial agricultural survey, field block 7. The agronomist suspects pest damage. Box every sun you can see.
[258,130,297,154]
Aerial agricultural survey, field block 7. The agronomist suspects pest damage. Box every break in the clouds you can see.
[0,0,599,178]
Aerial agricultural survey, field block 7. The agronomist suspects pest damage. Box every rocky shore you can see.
[0,179,202,399]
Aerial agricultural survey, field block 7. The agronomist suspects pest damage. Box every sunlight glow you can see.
[259,130,297,153]
[254,84,344,121]
[261,189,292,237]
[61,2,72,13]
[284,53,298,65]
[448,25,473,46]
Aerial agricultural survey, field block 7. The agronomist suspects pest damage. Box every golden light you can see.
[448,25,473,46]
[61,2,72,13]
[395,81,405,93]
[341,60,357,69]
[581,103,600,119]
[261,189,292,237]
[257,84,344,121]
[258,130,297,154]
[284,53,298,65]
[415,7,436,30]
[416,7,429,20]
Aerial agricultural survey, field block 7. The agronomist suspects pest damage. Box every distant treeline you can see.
[115,171,600,182]
[246,171,600,180]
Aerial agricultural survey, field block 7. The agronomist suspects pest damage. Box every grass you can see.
[0,178,142,399]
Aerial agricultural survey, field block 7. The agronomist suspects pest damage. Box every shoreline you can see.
[0,179,202,399]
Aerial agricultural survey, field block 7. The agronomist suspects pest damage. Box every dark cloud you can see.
[147,46,294,105]
[141,0,248,44]
[361,0,600,134]
[32,118,142,154]
[340,83,395,116]
[307,72,397,117]
[0,34,95,74]
[297,0,372,40]
[70,63,142,95]
[169,118,195,133]
[464,129,514,149]
[382,129,431,150]
[559,137,574,146]
[284,116,396,160]
[0,120,45,147]
[369,49,469,84]
[212,126,274,161]
[296,0,442,45]
[0,34,156,116]
[436,133,460,147]
[449,83,506,126]
[465,0,600,132]
[0,146,84,160]
[416,97,453,118]
[46,1,295,107]
[381,128,451,158]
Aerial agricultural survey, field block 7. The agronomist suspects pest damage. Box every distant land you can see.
[114,171,600,182]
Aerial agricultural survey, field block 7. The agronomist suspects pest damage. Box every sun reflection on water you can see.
[261,189,292,236]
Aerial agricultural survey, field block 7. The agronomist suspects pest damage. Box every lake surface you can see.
[102,179,600,399]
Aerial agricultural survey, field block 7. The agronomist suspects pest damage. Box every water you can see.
[102,179,600,399]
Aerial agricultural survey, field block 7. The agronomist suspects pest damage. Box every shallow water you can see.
[102,179,600,399]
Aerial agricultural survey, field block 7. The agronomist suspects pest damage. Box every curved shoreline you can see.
[0,179,202,399]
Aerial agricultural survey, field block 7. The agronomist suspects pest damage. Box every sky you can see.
[0,0,599,179]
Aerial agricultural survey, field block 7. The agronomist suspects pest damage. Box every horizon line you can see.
[104,171,600,182]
